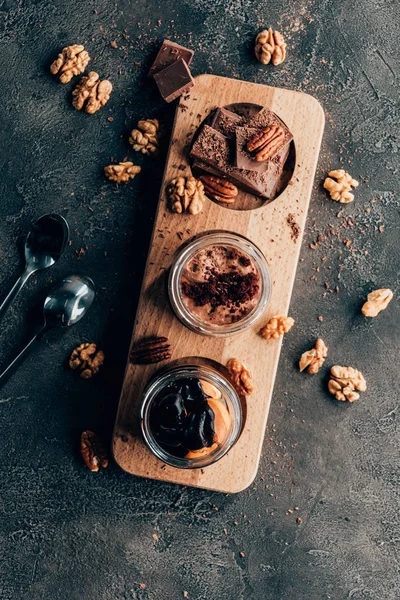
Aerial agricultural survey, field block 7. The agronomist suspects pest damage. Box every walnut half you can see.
[72,72,112,114]
[167,176,206,215]
[104,162,141,183]
[255,28,287,66]
[50,44,90,83]
[361,288,393,317]
[299,338,328,374]
[69,343,105,379]
[226,358,254,396]
[259,315,295,340]
[129,119,160,155]
[328,365,366,402]
[323,170,359,203]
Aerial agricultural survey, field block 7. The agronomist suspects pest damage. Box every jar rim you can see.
[140,362,242,469]
[168,230,271,337]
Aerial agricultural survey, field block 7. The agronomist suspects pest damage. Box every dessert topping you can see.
[69,343,105,379]
[104,162,141,183]
[50,44,90,83]
[259,315,295,340]
[182,271,259,310]
[199,175,238,204]
[130,336,172,365]
[361,288,393,317]
[167,176,206,215]
[299,338,328,374]
[129,119,160,155]
[72,72,112,114]
[81,430,108,472]
[246,124,285,161]
[255,28,287,66]
[323,169,359,203]
[328,365,366,402]
[227,358,254,395]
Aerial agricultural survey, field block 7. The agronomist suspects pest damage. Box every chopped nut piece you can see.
[167,176,206,215]
[199,175,238,204]
[323,169,359,203]
[69,343,105,379]
[129,119,160,155]
[226,358,254,396]
[72,72,112,114]
[361,288,393,317]
[259,315,295,340]
[104,162,141,183]
[299,338,328,374]
[328,365,366,403]
[130,336,172,364]
[81,430,108,472]
[255,28,287,66]
[50,44,90,83]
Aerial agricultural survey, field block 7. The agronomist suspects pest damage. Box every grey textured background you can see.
[0,1,399,599]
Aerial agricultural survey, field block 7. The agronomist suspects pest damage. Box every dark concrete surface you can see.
[0,1,399,599]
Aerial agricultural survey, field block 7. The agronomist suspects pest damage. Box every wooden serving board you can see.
[113,74,324,493]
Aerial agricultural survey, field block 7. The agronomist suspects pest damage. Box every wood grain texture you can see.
[112,74,325,493]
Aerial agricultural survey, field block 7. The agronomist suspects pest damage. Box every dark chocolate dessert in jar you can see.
[168,231,271,336]
[140,363,242,468]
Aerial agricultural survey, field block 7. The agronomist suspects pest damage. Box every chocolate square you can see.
[148,40,194,78]
[210,107,246,138]
[153,59,194,103]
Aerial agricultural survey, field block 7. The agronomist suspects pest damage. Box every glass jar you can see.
[140,361,242,469]
[168,230,271,336]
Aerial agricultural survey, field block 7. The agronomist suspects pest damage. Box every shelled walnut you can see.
[81,431,108,472]
[104,162,141,183]
[323,170,359,203]
[167,176,206,215]
[129,119,160,155]
[72,72,112,114]
[69,343,105,379]
[226,358,254,396]
[259,315,295,340]
[328,366,367,403]
[299,338,328,374]
[255,28,287,66]
[361,288,393,317]
[50,44,90,83]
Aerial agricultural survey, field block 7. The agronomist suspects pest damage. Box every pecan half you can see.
[246,125,285,161]
[199,175,238,204]
[130,336,172,364]
[81,430,108,472]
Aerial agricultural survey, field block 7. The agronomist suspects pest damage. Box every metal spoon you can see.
[0,213,69,323]
[0,275,95,386]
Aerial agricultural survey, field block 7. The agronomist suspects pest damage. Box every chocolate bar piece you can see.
[153,59,194,103]
[210,107,246,138]
[148,39,194,78]
[235,126,273,173]
[190,125,288,199]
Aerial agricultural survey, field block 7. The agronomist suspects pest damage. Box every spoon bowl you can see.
[43,275,95,329]
[25,213,70,272]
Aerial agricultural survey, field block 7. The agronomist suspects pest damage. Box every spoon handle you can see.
[0,328,45,387]
[0,268,33,324]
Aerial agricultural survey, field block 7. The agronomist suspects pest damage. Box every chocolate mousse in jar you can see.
[140,361,242,468]
[168,231,270,336]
